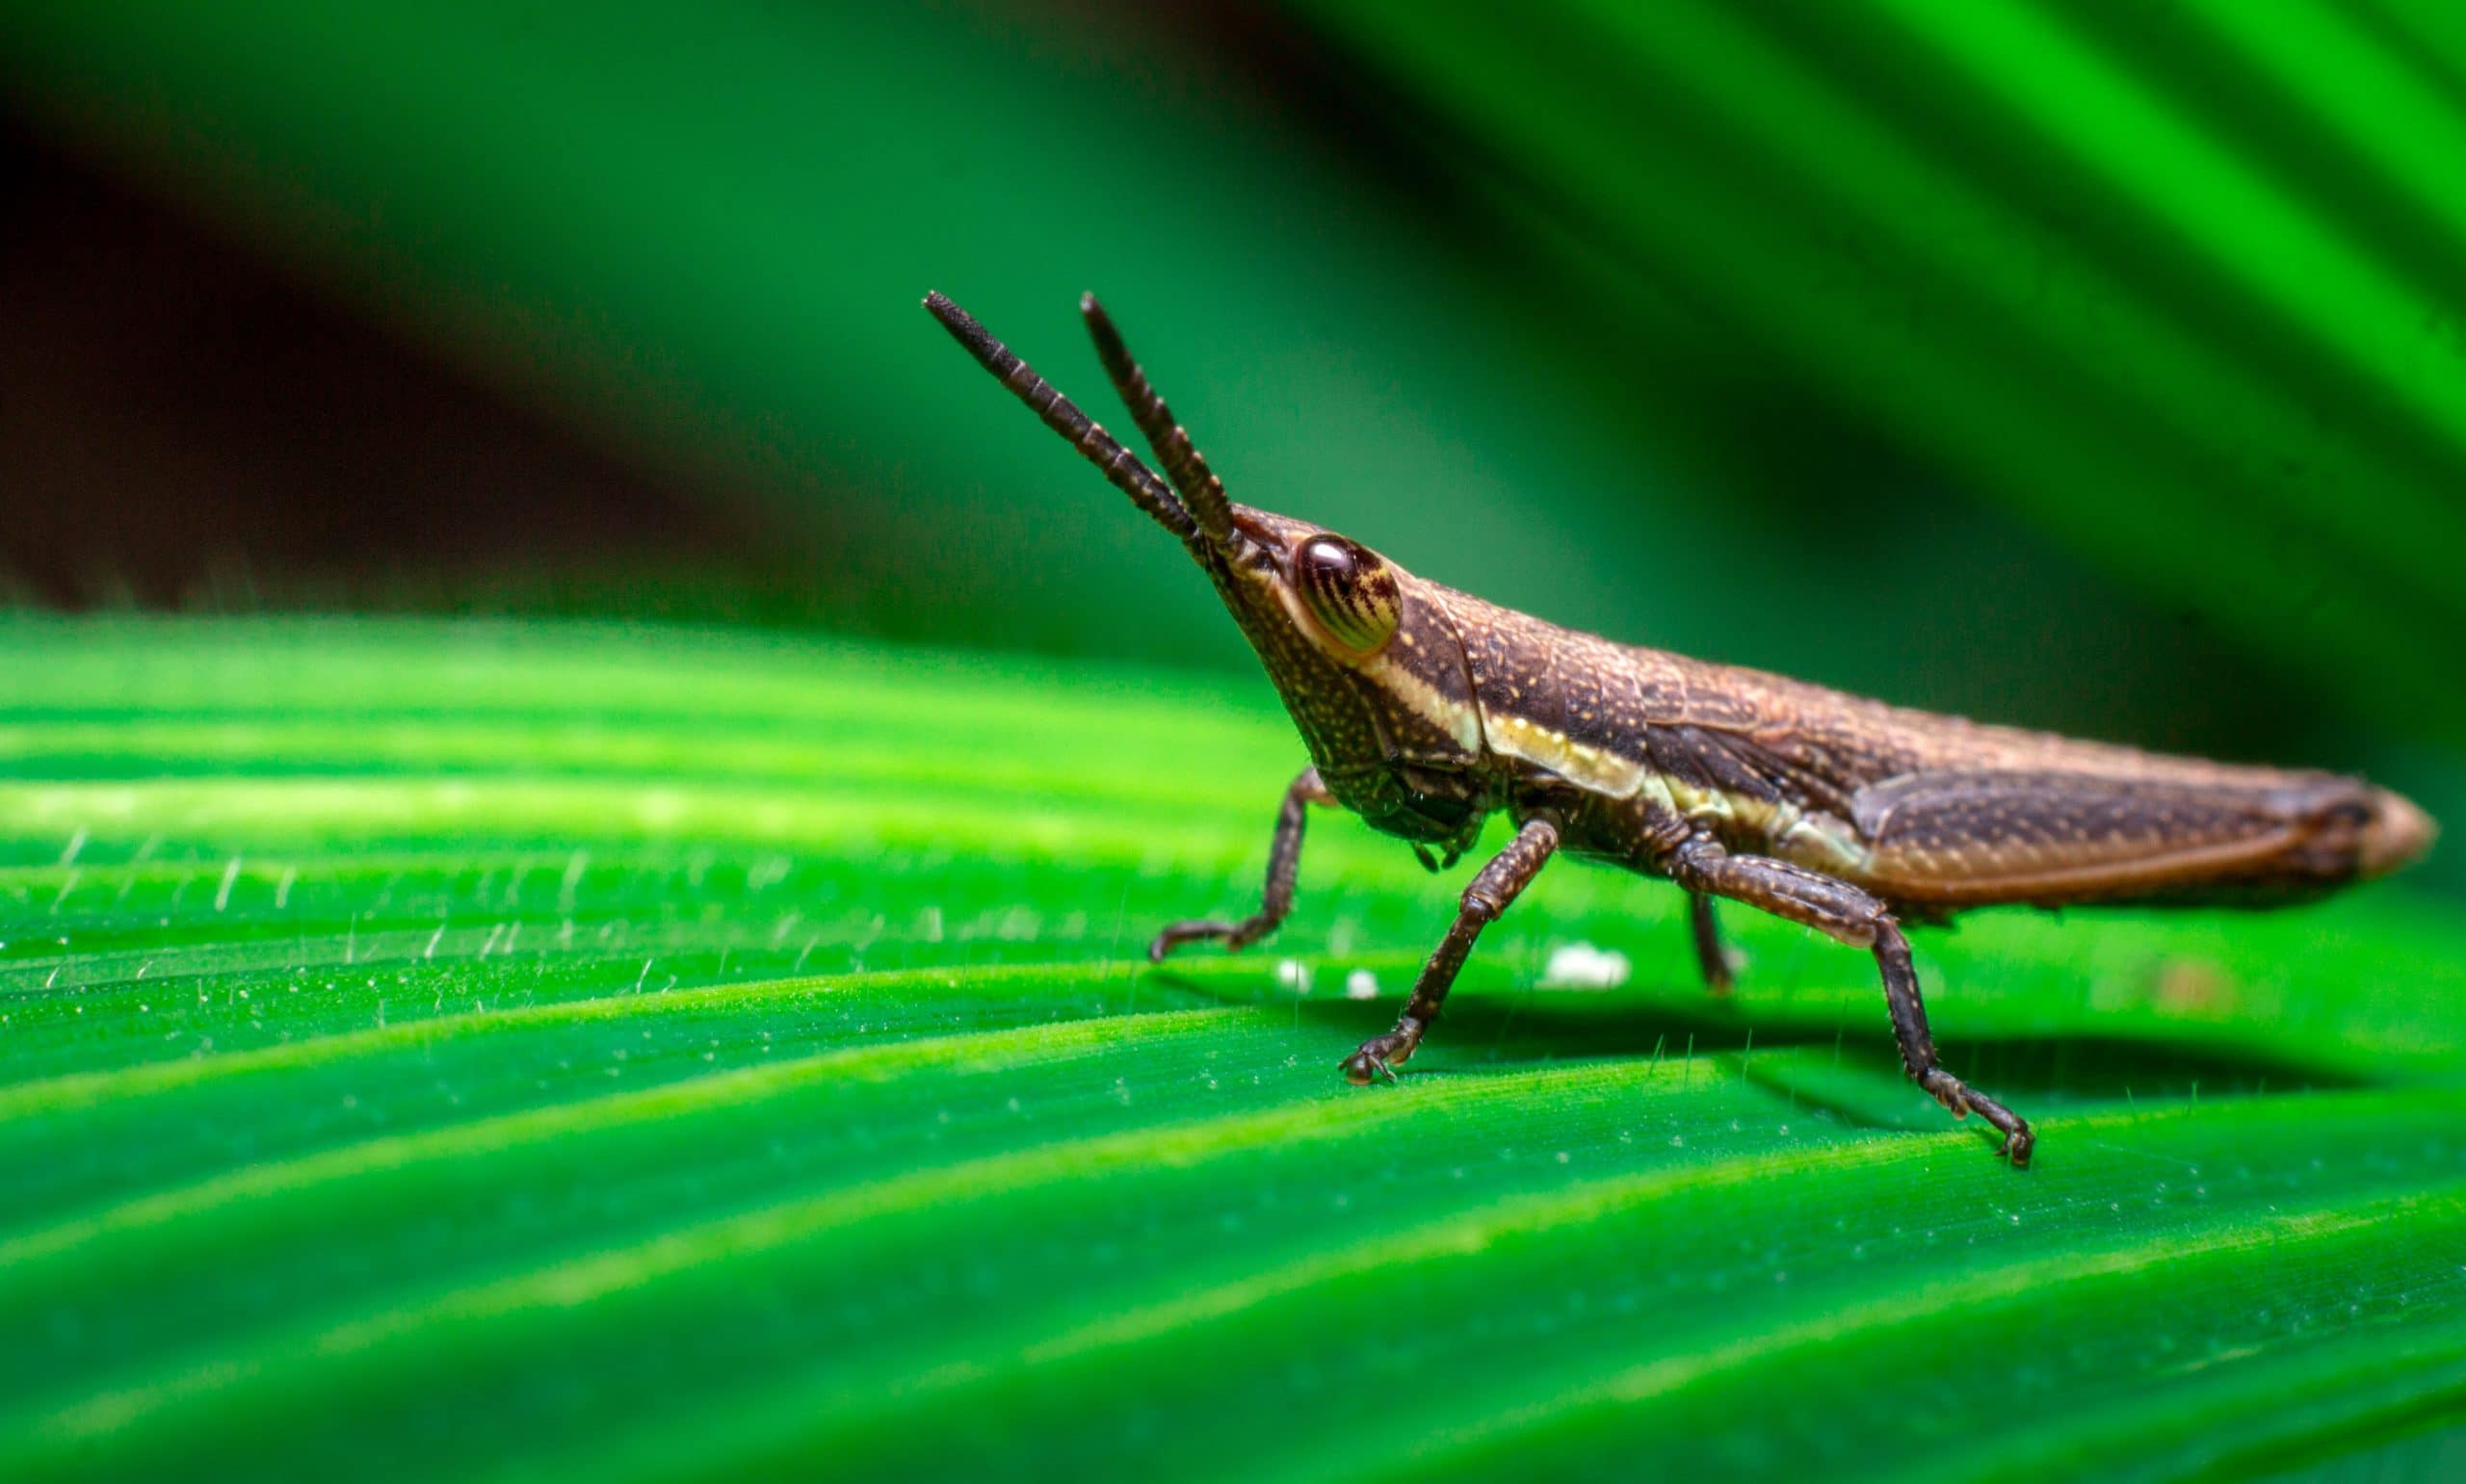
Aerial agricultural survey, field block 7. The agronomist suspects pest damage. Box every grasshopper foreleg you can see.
[1343,815,1560,1084]
[1669,837,2033,1166]
[1149,767,1337,961]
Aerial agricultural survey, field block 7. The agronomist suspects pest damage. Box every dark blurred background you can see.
[3,0,2457,887]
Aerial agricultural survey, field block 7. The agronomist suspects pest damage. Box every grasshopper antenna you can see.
[923,291,1198,544]
[1080,293,1235,543]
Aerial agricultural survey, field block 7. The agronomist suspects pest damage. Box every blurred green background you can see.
[8,6,2466,1478]
[1,0,2457,876]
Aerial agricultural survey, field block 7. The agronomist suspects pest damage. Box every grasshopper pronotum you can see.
[925,291,2435,1166]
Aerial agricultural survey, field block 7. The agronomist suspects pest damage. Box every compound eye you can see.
[1295,534,1402,656]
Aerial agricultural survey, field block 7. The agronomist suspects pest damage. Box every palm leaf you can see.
[3,617,2461,1479]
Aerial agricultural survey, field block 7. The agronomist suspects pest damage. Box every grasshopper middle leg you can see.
[1688,891,1736,994]
[1670,836,2033,1165]
[1149,767,1337,960]
[1342,816,1560,1084]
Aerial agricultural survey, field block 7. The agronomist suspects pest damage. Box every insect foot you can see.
[1147,920,1247,961]
[1340,1022,1422,1084]
[1920,1067,2034,1167]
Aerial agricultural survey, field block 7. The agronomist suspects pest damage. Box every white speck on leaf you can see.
[1345,969,1379,1001]
[1541,943,1631,990]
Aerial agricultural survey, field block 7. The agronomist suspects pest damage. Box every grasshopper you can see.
[924,290,2436,1165]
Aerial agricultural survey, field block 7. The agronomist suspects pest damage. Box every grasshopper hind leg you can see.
[1670,837,2033,1166]
[1873,918,2033,1163]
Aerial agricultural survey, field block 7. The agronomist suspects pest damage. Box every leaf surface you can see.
[3,618,2461,1480]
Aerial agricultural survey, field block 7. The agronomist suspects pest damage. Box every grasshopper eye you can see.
[1295,534,1401,656]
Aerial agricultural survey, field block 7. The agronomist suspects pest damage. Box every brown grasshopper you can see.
[924,290,2436,1166]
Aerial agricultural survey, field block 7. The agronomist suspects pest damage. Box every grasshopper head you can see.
[924,292,1489,846]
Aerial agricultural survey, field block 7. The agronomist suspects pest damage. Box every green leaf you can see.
[4,617,2462,1480]
[1279,0,2466,754]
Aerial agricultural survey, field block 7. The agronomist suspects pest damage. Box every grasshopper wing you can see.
[1847,769,2378,908]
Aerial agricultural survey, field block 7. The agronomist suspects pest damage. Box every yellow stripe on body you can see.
[1358,645,1484,754]
[1425,693,1874,877]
